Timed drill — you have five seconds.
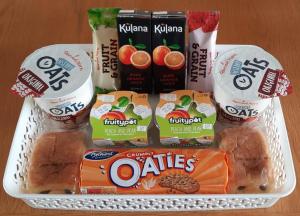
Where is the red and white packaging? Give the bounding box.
[212,46,292,121]
[187,11,220,92]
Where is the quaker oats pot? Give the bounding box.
[12,44,94,126]
[212,45,291,121]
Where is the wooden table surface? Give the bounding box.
[1,0,299,215]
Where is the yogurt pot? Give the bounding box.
[212,45,292,121]
[155,90,216,147]
[90,91,152,147]
[11,44,94,127]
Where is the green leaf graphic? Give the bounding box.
[200,113,207,119]
[129,38,133,45]
[180,95,192,106]
[88,8,120,30]
[111,105,119,110]
[95,86,111,94]
[163,38,167,46]
[134,44,146,50]
[168,44,180,50]
[189,138,199,145]
[175,104,184,109]
[118,96,129,107]
[124,104,142,120]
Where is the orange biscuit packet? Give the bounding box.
[80,148,228,194]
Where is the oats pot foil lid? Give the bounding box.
[11,44,92,98]
[212,46,292,121]
[11,44,94,120]
[213,46,292,101]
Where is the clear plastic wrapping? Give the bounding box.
[216,120,274,193]
[26,128,90,194]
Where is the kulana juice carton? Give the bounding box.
[152,11,186,93]
[90,91,152,146]
[155,90,216,147]
[117,10,152,93]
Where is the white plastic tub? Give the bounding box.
[3,45,296,211]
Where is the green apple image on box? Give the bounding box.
[90,91,151,147]
[155,90,216,147]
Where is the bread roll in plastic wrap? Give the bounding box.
[219,126,273,193]
[27,131,87,194]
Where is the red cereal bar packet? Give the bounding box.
[187,11,220,92]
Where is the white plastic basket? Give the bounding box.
[3,45,296,211]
